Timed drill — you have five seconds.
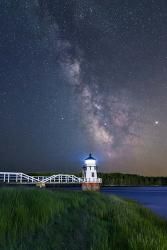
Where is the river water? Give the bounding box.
[101,186,167,219]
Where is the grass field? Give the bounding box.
[0,188,167,250]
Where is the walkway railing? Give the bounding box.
[0,172,102,185]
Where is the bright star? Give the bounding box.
[154,120,159,125]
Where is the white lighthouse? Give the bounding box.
[82,153,102,191]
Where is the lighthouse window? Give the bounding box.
[92,173,94,177]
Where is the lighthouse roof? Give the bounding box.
[85,153,96,161]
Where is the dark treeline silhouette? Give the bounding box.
[98,173,167,186]
[28,172,167,186]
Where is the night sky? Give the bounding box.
[1,0,167,175]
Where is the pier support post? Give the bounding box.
[36,182,46,188]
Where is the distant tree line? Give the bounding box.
[98,173,167,186]
[28,172,167,186]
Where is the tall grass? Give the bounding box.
[0,188,167,250]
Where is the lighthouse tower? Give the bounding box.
[82,153,102,191]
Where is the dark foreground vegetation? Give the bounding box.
[29,172,167,186]
[0,188,167,250]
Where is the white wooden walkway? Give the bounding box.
[0,172,102,185]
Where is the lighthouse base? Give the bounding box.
[82,182,100,192]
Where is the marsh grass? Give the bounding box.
[0,188,167,250]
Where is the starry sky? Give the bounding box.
[1,0,167,175]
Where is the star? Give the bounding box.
[154,120,159,125]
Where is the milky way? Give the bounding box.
[0,0,167,175]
